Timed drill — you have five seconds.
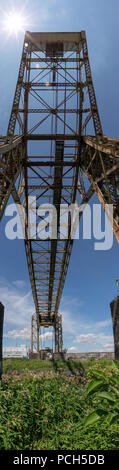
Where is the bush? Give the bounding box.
[0,358,119,450]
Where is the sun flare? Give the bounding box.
[3,11,26,35]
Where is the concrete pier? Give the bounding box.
[0,303,4,379]
[110,296,119,360]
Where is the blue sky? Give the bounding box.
[0,0,119,353]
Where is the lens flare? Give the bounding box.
[3,11,26,35]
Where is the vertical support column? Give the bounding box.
[59,314,63,352]
[37,323,39,353]
[54,320,58,353]
[24,87,29,239]
[81,33,103,136]
[0,302,4,380]
[54,314,63,353]
[110,296,119,360]
[31,315,34,353]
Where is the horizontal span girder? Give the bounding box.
[26,134,81,140]
[26,161,79,167]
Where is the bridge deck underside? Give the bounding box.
[25,138,79,324]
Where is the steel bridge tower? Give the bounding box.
[0,32,119,354]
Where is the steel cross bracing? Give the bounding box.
[0,31,119,352]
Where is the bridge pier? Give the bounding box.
[30,313,63,355]
[110,296,119,361]
[31,314,39,354]
[37,324,39,353]
[31,315,33,353]
[54,314,63,353]
[0,303,4,380]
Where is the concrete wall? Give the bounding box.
[53,352,114,361]
[29,351,114,361]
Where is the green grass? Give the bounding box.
[3,357,85,374]
[0,358,119,450]
[3,358,53,372]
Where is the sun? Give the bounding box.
[3,11,26,35]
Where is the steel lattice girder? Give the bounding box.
[0,31,119,350]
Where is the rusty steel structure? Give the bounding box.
[0,31,119,353]
[0,303,4,379]
[110,297,119,361]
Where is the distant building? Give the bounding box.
[3,345,27,358]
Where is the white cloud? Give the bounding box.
[67,346,78,352]
[39,331,53,342]
[3,345,26,352]
[75,334,97,344]
[73,333,114,351]
[4,327,30,340]
[103,343,114,350]
[0,277,34,328]
[60,294,114,352]
[4,327,53,343]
